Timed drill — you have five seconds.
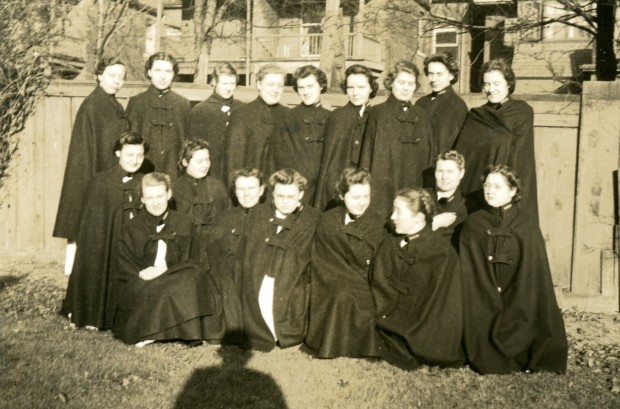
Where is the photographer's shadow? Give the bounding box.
[173,332,288,409]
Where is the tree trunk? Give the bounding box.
[596,0,617,81]
[320,0,344,90]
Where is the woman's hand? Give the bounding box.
[432,212,457,231]
[138,266,167,281]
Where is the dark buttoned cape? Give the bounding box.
[414,86,468,153]
[305,206,386,358]
[112,209,212,344]
[239,203,320,351]
[204,206,256,340]
[426,186,470,250]
[459,206,567,374]
[315,102,369,211]
[360,95,434,218]
[268,103,330,205]
[126,85,190,179]
[453,98,539,220]
[371,227,465,369]
[188,93,243,182]
[223,97,288,186]
[53,85,130,239]
[61,165,142,329]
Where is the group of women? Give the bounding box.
[56,51,567,375]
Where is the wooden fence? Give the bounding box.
[0,80,583,294]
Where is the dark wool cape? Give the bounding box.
[305,206,386,358]
[223,97,288,186]
[453,98,539,219]
[459,206,567,374]
[126,85,190,179]
[188,93,243,182]
[204,206,256,339]
[53,85,130,239]
[414,86,468,153]
[360,95,434,218]
[61,165,142,329]
[172,173,229,340]
[268,103,330,206]
[112,210,213,344]
[370,227,465,369]
[239,203,320,351]
[425,186,471,250]
[315,102,369,211]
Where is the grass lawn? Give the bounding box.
[1,251,619,409]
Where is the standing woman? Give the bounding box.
[53,57,130,271]
[414,52,468,153]
[269,65,330,205]
[360,61,434,218]
[454,58,538,219]
[370,188,464,370]
[305,168,385,358]
[126,52,190,179]
[460,165,567,374]
[315,64,378,211]
[188,63,243,182]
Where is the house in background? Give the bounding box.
[422,0,615,94]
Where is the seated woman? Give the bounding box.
[371,187,464,370]
[205,168,266,339]
[460,165,567,374]
[240,168,320,351]
[61,132,146,330]
[305,167,385,358]
[112,172,213,347]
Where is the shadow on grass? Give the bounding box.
[0,275,23,294]
[173,332,288,409]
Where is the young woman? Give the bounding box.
[53,57,130,272]
[454,58,538,219]
[414,52,468,153]
[113,173,212,347]
[305,168,385,358]
[126,52,190,179]
[269,65,330,205]
[188,63,243,182]
[315,64,378,211]
[371,188,464,370]
[360,61,434,218]
[61,132,146,330]
[459,165,567,374]
[239,168,320,351]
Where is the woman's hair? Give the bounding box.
[144,52,180,78]
[383,60,420,91]
[395,187,435,225]
[142,172,171,192]
[335,167,371,198]
[293,65,328,94]
[257,64,286,82]
[481,164,522,204]
[268,168,307,192]
[95,57,126,77]
[230,167,264,190]
[423,52,460,84]
[435,150,465,170]
[340,64,379,98]
[212,62,238,83]
[113,131,148,153]
[177,139,210,174]
[480,58,516,94]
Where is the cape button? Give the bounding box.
[486,229,492,235]
[488,255,494,261]
[265,238,270,242]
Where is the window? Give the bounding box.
[543,1,591,41]
[433,28,459,60]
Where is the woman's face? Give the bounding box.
[390,196,424,235]
[426,62,454,93]
[273,183,304,216]
[116,143,145,174]
[483,172,517,208]
[214,74,237,100]
[148,59,175,91]
[391,71,416,102]
[346,74,372,106]
[183,149,211,180]
[235,176,265,209]
[141,184,171,217]
[257,73,285,105]
[483,70,510,104]
[342,183,371,217]
[98,64,126,95]
[296,74,322,106]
